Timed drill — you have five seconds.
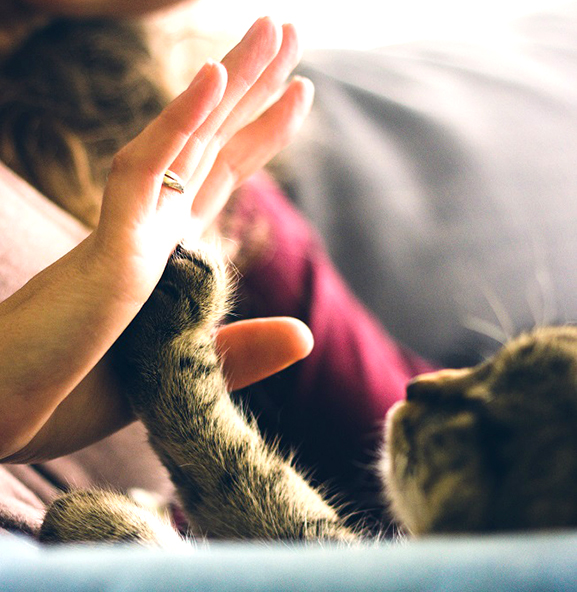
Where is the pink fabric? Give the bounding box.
[234,174,433,517]
[238,173,432,436]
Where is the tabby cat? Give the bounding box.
[39,243,577,545]
[384,325,577,534]
[4,5,576,544]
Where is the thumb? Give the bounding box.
[215,317,314,391]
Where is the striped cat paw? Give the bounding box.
[40,489,185,548]
[114,242,230,413]
[155,243,230,333]
[120,243,229,352]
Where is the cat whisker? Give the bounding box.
[460,316,508,347]
[455,264,515,347]
[525,235,557,329]
[477,281,515,342]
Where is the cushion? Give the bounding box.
[278,2,577,367]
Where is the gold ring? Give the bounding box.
[162,170,186,194]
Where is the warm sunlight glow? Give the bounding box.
[188,0,556,49]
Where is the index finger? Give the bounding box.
[99,60,227,228]
[168,17,283,182]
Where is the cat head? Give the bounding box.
[382,326,577,535]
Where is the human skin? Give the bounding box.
[0,18,315,463]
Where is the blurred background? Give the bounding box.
[185,0,555,49]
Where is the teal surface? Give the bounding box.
[1,532,576,591]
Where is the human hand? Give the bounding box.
[3,316,313,463]
[0,18,314,461]
[93,17,313,306]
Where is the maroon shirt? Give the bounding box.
[233,173,433,521]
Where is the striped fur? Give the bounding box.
[41,244,356,545]
[41,247,577,545]
[383,327,577,534]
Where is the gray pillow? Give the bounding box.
[277,3,577,367]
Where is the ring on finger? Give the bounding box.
[162,169,186,194]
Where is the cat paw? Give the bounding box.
[39,490,185,548]
[156,242,230,332]
[118,243,230,358]
[113,243,230,412]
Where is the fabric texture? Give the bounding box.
[278,2,577,368]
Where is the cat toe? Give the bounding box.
[161,243,230,329]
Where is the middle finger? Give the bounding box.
[168,17,282,184]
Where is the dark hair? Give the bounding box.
[0,18,168,226]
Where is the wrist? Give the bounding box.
[88,226,169,308]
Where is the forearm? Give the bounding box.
[154,392,354,541]
[0,233,142,458]
[1,354,134,463]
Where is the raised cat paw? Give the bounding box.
[113,242,230,412]
[119,242,228,350]
[155,243,230,333]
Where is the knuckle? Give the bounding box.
[220,155,242,188]
[110,146,134,175]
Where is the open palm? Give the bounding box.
[95,18,313,303]
[0,19,315,461]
